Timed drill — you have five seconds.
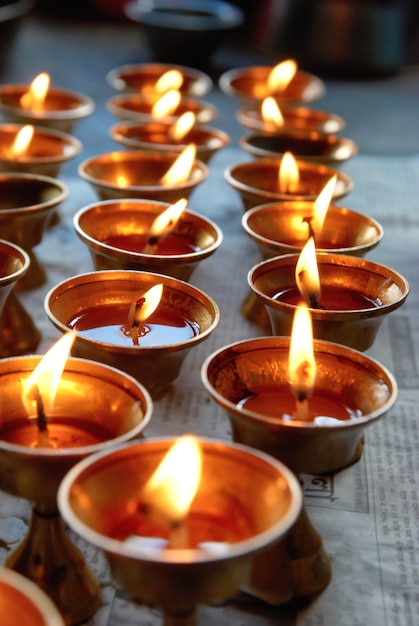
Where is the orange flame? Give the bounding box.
[169,111,196,141]
[148,198,187,240]
[20,73,50,110]
[21,331,76,417]
[141,435,202,523]
[160,144,196,186]
[310,175,337,238]
[154,69,184,94]
[288,303,316,401]
[8,125,34,156]
[279,151,300,194]
[129,283,163,326]
[295,237,321,308]
[116,173,130,188]
[261,97,284,127]
[152,89,182,119]
[267,59,297,93]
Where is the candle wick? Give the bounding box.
[297,270,323,309]
[142,235,159,255]
[308,293,320,309]
[27,384,53,448]
[129,297,148,345]
[295,395,310,421]
[32,384,48,432]
[169,519,190,550]
[302,216,315,240]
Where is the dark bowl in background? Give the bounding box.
[124,0,244,68]
[0,0,33,68]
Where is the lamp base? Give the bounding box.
[15,249,47,291]
[164,609,197,626]
[0,290,41,357]
[241,289,270,328]
[5,506,101,625]
[243,505,331,604]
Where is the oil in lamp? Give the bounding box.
[44,269,220,399]
[0,239,41,357]
[78,143,208,204]
[106,62,213,98]
[237,96,346,135]
[0,72,95,133]
[248,238,409,351]
[225,151,353,211]
[219,59,325,104]
[0,172,68,289]
[0,123,82,177]
[0,332,152,624]
[73,197,223,282]
[58,435,302,625]
[240,176,383,326]
[201,305,398,603]
[109,112,230,164]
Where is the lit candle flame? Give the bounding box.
[295,237,321,308]
[279,151,300,194]
[20,72,50,110]
[129,283,163,326]
[127,283,163,345]
[21,331,76,418]
[143,198,187,253]
[288,303,316,420]
[261,97,284,127]
[8,125,34,157]
[267,59,297,93]
[152,89,182,119]
[308,175,337,239]
[154,69,184,94]
[169,111,196,141]
[116,173,130,188]
[160,143,196,186]
[141,435,202,525]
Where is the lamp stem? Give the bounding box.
[5,505,101,625]
[164,608,197,626]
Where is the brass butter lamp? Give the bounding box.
[201,335,398,603]
[0,353,152,625]
[58,437,303,626]
[0,172,68,290]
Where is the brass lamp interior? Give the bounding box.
[219,66,325,104]
[0,84,95,133]
[44,269,219,399]
[73,198,223,282]
[109,120,230,164]
[0,567,65,626]
[248,252,409,351]
[106,62,213,97]
[224,157,353,211]
[240,131,358,168]
[0,123,82,177]
[107,93,217,125]
[78,150,208,203]
[236,104,346,135]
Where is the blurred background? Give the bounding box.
[30,0,419,75]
